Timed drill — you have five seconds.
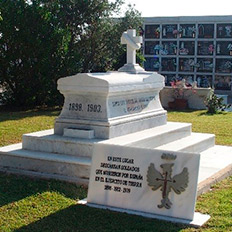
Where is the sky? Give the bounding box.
[121,0,232,17]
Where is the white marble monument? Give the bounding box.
[0,29,232,227]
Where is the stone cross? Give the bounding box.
[118,29,144,73]
[121,29,142,65]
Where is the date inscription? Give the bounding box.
[69,103,83,112]
[87,104,102,113]
[69,103,102,113]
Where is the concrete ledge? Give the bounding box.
[197,163,232,196]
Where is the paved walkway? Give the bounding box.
[197,145,232,195]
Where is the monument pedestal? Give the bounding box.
[1,120,229,187]
[55,71,166,139]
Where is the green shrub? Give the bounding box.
[206,93,231,114]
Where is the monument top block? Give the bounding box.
[57,71,164,95]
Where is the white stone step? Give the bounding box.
[1,136,231,194]
[0,143,91,184]
[155,133,215,153]
[102,122,192,148]
[198,145,232,182]
[197,145,232,195]
[22,122,191,157]
[22,129,102,158]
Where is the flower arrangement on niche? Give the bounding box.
[171,79,196,99]
[168,79,197,110]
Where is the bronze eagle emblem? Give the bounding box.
[147,163,189,209]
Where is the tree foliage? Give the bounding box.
[0,0,142,107]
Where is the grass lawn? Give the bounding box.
[168,110,232,146]
[0,108,60,147]
[0,108,232,231]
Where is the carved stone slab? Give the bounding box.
[87,144,200,221]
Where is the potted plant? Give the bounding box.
[168,79,196,110]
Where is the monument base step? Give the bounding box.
[0,123,232,194]
[197,145,232,195]
[0,167,89,185]
[22,129,102,158]
[0,143,91,184]
[21,123,212,158]
[155,132,215,153]
[1,143,232,197]
[22,122,192,157]
[102,121,192,148]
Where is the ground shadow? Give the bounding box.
[0,172,86,207]
[0,173,193,232]
[15,204,189,232]
[166,108,204,114]
[198,111,228,116]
